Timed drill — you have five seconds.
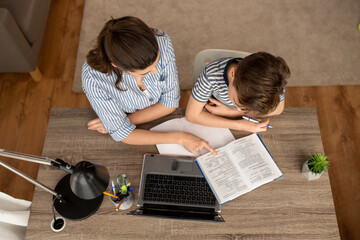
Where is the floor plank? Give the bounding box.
[316,86,360,240]
[285,86,317,107]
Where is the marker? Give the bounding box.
[121,174,128,194]
[242,116,272,128]
[120,185,127,194]
[111,181,116,195]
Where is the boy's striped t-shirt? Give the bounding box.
[191,57,286,109]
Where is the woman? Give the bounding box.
[82,16,216,155]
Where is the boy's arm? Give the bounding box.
[185,95,269,133]
[205,97,285,118]
[204,97,245,118]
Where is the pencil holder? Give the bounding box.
[109,192,121,205]
[109,174,134,210]
[109,192,134,210]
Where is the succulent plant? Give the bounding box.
[306,153,330,175]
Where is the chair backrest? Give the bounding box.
[0,192,31,240]
[193,49,252,83]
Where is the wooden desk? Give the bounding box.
[25,108,339,240]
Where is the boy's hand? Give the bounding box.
[87,118,108,134]
[238,118,270,133]
[205,97,244,117]
[178,132,218,156]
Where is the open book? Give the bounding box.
[195,133,283,205]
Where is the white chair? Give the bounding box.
[0,192,31,240]
[193,49,252,83]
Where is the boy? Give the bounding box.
[185,52,290,133]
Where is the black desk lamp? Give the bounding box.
[0,149,109,222]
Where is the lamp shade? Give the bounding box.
[0,149,111,220]
[70,161,109,200]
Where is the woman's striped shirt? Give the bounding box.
[82,32,180,141]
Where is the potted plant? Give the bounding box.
[302,153,330,181]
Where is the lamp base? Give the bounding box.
[51,216,66,232]
[53,174,103,220]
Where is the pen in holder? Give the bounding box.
[108,174,134,211]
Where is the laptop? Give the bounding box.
[128,154,224,222]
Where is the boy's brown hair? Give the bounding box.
[233,52,290,115]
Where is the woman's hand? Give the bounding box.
[178,132,218,156]
[87,118,108,134]
[205,97,244,117]
[237,118,270,133]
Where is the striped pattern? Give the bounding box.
[82,32,180,141]
[191,57,286,109]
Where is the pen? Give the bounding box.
[103,191,120,199]
[115,194,126,211]
[242,116,273,128]
[116,201,122,211]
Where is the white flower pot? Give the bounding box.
[302,160,324,181]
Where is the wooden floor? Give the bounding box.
[0,1,359,239]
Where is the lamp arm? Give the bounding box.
[0,149,72,202]
[0,149,53,165]
[0,149,74,174]
[0,158,59,197]
[51,158,74,174]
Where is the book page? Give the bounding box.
[228,134,282,189]
[196,148,249,204]
[150,117,235,156]
[196,134,282,204]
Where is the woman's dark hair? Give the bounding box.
[86,16,160,90]
[233,52,291,115]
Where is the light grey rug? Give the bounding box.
[73,0,360,92]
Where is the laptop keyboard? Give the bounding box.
[143,174,217,206]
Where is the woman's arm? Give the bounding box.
[127,103,175,125]
[87,103,175,132]
[122,129,217,155]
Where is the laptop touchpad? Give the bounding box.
[171,160,193,172]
